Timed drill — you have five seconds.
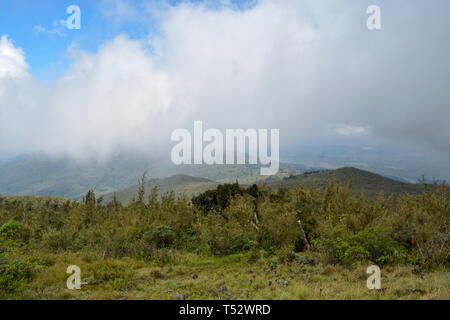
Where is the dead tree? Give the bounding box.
[251,199,260,231]
[295,218,310,252]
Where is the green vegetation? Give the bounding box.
[268,167,425,196]
[102,174,219,204]
[103,167,429,205]
[0,179,448,300]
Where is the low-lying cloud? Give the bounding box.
[0,0,449,161]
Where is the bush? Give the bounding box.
[0,220,29,242]
[314,224,405,265]
[258,204,299,250]
[0,260,34,292]
[198,215,255,255]
[192,183,260,214]
[144,225,177,249]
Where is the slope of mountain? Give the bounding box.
[284,143,450,183]
[267,167,425,196]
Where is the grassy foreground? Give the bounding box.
[4,249,450,300]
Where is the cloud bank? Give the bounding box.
[0,0,449,161]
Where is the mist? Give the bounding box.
[0,0,449,162]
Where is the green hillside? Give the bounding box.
[267,167,424,196]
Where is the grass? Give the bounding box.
[10,249,450,300]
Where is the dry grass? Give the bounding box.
[14,250,450,300]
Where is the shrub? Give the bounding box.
[192,183,260,214]
[144,225,177,249]
[0,260,34,292]
[314,224,405,265]
[198,213,255,256]
[258,204,299,250]
[0,220,29,242]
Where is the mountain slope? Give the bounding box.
[267,167,424,195]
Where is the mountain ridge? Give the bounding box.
[102,167,427,204]
[267,167,425,196]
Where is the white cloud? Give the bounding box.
[0,0,449,160]
[0,35,29,79]
[33,20,67,37]
[335,125,369,136]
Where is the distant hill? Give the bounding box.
[105,167,427,204]
[0,153,434,201]
[0,153,162,200]
[0,153,302,200]
[102,174,219,204]
[267,167,425,196]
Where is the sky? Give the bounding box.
[0,0,449,168]
[0,0,253,80]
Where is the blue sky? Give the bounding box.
[2,1,89,79]
[0,0,149,80]
[0,0,252,80]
